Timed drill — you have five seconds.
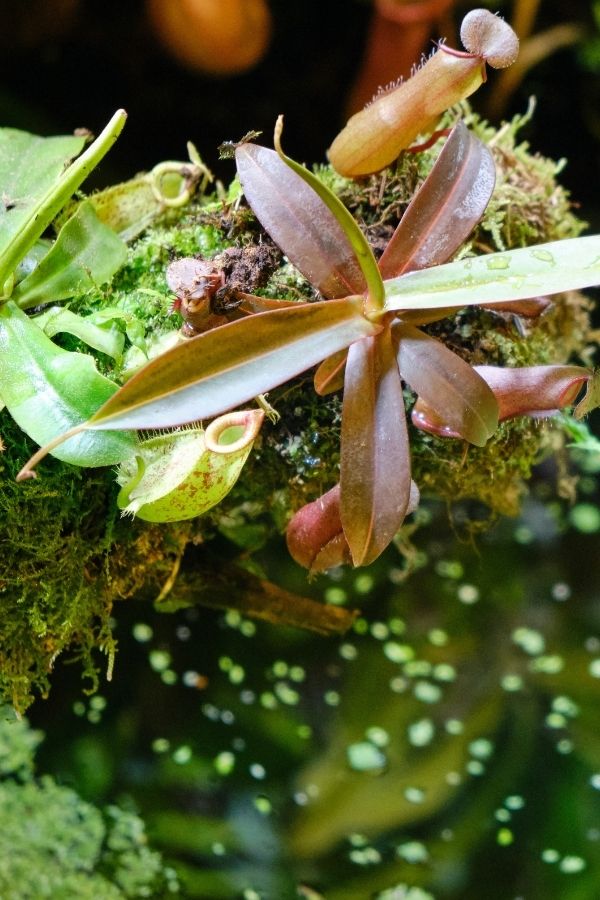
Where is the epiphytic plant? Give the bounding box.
[328,8,520,176]
[0,111,211,468]
[0,111,267,530]
[19,115,600,572]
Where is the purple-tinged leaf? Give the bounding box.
[395,322,498,446]
[17,296,380,479]
[235,144,366,299]
[81,297,379,430]
[287,478,420,573]
[378,121,496,279]
[314,349,348,396]
[480,296,551,317]
[286,484,352,573]
[412,364,589,436]
[340,329,412,567]
[237,294,299,314]
[273,117,384,313]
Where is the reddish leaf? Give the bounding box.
[480,296,551,318]
[412,364,589,436]
[286,484,352,573]
[477,364,588,417]
[395,322,498,446]
[378,121,496,279]
[235,144,366,298]
[314,349,348,396]
[340,329,412,567]
[287,478,420,573]
[86,297,379,431]
[237,294,299,314]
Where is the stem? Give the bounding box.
[255,393,280,422]
[16,422,87,481]
[0,109,127,287]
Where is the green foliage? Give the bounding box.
[12,200,127,309]
[383,236,600,312]
[0,301,137,466]
[0,104,594,709]
[0,114,138,468]
[0,708,178,898]
[0,110,125,290]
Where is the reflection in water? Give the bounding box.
[31,456,600,899]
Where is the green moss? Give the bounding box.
[0,415,190,711]
[0,104,592,709]
[0,709,178,898]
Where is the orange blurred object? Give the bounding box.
[147,0,272,76]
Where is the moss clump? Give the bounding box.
[0,416,190,711]
[0,708,179,898]
[0,105,593,709]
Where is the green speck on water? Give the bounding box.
[497,827,514,846]
[347,741,387,771]
[569,503,600,533]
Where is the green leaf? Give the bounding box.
[0,110,126,291]
[0,130,86,263]
[32,306,125,360]
[273,117,385,313]
[383,236,600,311]
[84,297,379,431]
[87,306,149,354]
[12,201,127,309]
[395,322,499,446]
[560,412,600,451]
[340,329,411,567]
[0,301,136,466]
[378,121,496,278]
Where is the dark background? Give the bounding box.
[1,0,599,227]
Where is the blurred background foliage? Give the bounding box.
[21,467,600,898]
[1,0,600,897]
